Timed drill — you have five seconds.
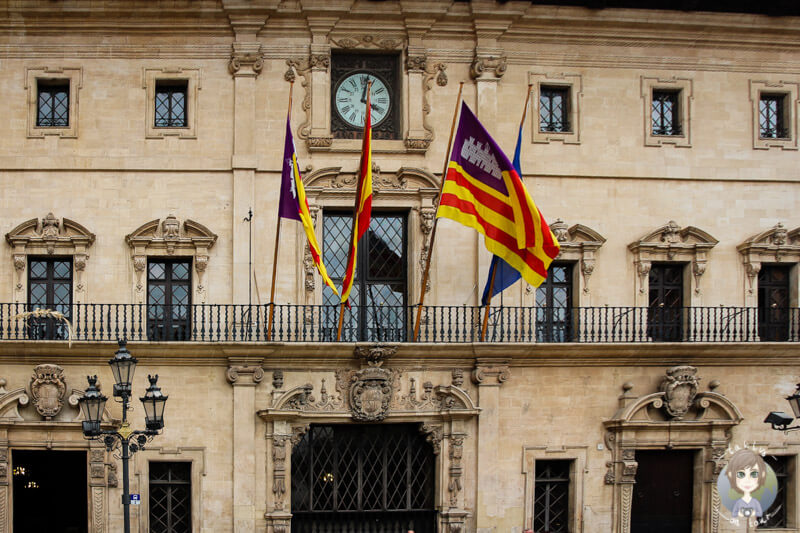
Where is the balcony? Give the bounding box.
[1,303,798,343]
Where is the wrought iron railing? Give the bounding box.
[0,303,798,343]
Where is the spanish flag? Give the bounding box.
[438,102,560,288]
[339,85,373,305]
[278,115,338,295]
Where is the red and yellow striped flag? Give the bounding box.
[340,85,373,305]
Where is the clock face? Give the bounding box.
[334,72,392,129]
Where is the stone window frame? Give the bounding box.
[24,67,82,138]
[628,221,718,308]
[749,80,799,151]
[522,446,587,533]
[124,215,217,304]
[737,222,800,307]
[640,76,693,148]
[529,72,582,145]
[5,212,95,305]
[286,35,447,155]
[299,166,439,308]
[142,67,201,139]
[544,219,606,306]
[133,447,206,533]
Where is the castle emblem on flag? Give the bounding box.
[460,136,502,180]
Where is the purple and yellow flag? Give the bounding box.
[438,102,560,288]
[279,116,338,295]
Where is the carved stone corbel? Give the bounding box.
[472,361,510,386]
[448,434,465,506]
[418,206,436,293]
[226,361,264,386]
[272,435,290,510]
[470,52,507,80]
[418,422,443,455]
[636,260,651,294]
[13,253,25,295]
[229,43,263,77]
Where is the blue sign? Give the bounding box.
[130,494,141,505]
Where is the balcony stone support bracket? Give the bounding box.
[604,367,742,533]
[737,222,800,305]
[629,221,718,306]
[5,213,95,304]
[125,215,217,304]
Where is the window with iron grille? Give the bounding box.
[651,90,682,136]
[536,263,573,342]
[149,462,191,533]
[759,455,790,529]
[759,93,789,139]
[291,424,436,533]
[540,86,570,133]
[534,459,571,533]
[36,80,70,127]
[147,259,191,341]
[322,212,407,342]
[27,257,72,340]
[155,80,188,128]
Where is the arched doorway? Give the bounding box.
[290,424,437,533]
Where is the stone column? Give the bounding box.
[470,35,507,305]
[228,14,266,306]
[0,440,8,533]
[226,359,264,532]
[472,359,510,533]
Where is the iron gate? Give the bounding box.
[291,424,436,533]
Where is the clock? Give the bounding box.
[334,72,392,129]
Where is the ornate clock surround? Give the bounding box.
[330,52,401,140]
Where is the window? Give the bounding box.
[648,263,684,342]
[530,74,582,144]
[143,69,200,138]
[36,80,69,127]
[540,86,570,133]
[323,212,407,341]
[147,259,191,341]
[759,93,789,139]
[758,265,791,342]
[536,263,573,342]
[149,462,191,533]
[534,460,571,533]
[155,80,188,128]
[759,455,790,529]
[27,257,72,340]
[651,90,681,136]
[641,77,692,147]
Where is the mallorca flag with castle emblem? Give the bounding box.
[437,102,560,288]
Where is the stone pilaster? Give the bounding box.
[227,358,264,532]
[472,359,510,533]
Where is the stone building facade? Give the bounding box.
[0,1,799,532]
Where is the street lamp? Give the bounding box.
[765,383,800,431]
[78,340,168,533]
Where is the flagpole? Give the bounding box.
[412,81,464,342]
[337,80,372,342]
[267,81,294,341]
[480,84,533,341]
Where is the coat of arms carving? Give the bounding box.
[660,365,699,419]
[349,357,395,422]
[30,364,67,419]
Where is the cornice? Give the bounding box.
[0,341,798,368]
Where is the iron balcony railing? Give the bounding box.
[0,303,798,344]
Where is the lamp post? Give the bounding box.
[765,383,800,431]
[78,340,168,533]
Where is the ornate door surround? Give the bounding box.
[603,366,743,533]
[257,345,479,533]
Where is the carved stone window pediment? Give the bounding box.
[5,212,96,302]
[628,221,718,302]
[125,215,217,303]
[548,218,605,297]
[737,222,800,296]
